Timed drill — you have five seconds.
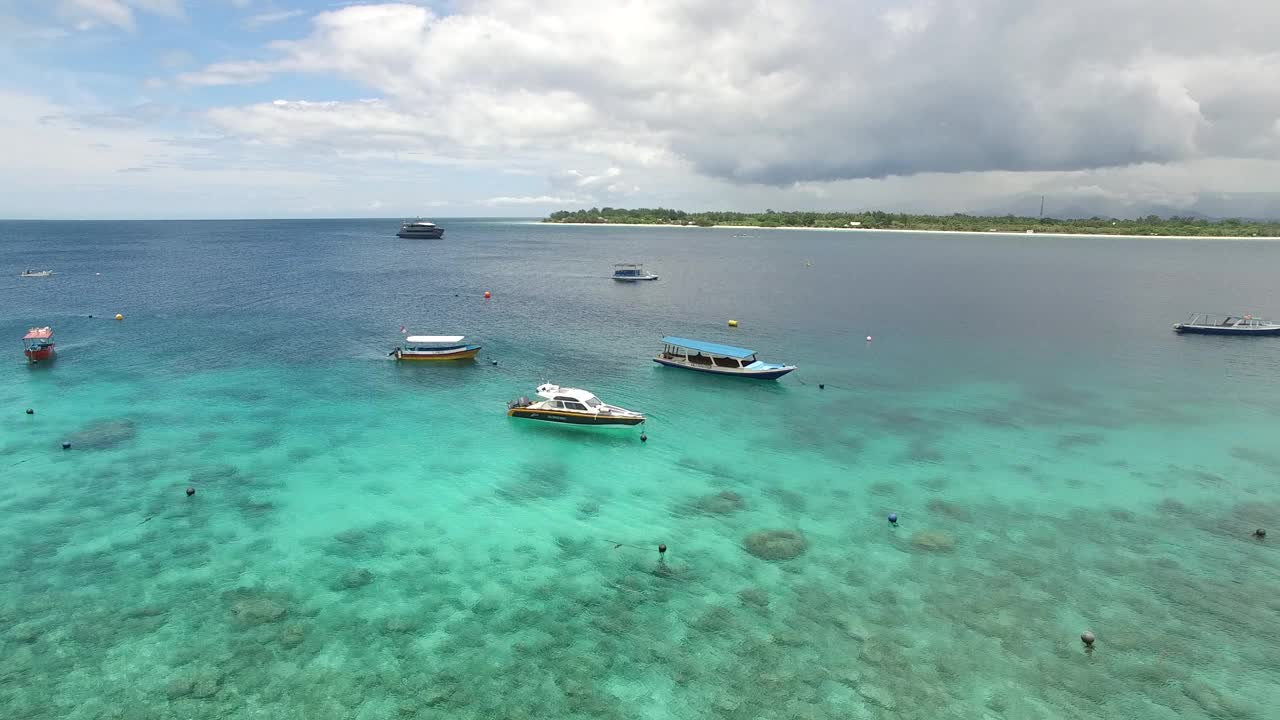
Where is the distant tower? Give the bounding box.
[1040,195,1045,219]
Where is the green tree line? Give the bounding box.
[544,208,1280,237]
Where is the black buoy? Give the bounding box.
[819,384,825,390]
[88,314,94,318]
[1254,528,1267,539]
[640,431,648,443]
[491,359,498,366]
[186,487,196,497]
[658,543,667,559]
[61,441,71,450]
[25,408,34,415]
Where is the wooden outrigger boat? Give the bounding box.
[1173,313,1280,336]
[392,335,481,361]
[653,336,795,379]
[23,327,55,364]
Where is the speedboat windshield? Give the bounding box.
[583,395,602,407]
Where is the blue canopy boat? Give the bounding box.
[1173,313,1280,336]
[654,336,796,379]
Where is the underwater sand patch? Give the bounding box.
[926,498,972,522]
[67,419,137,449]
[1055,432,1104,450]
[743,530,807,560]
[910,530,956,552]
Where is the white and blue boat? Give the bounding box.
[612,263,659,281]
[1173,313,1280,336]
[397,219,444,239]
[654,336,796,379]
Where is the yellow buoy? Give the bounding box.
[728,319,738,327]
[115,313,124,321]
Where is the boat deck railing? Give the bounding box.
[1184,313,1274,328]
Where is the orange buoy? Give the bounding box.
[484,291,491,299]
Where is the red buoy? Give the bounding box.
[483,291,491,299]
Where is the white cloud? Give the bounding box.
[128,0,183,18]
[59,0,135,31]
[182,0,1280,194]
[245,9,305,30]
[484,195,589,206]
[56,0,184,32]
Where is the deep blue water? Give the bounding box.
[1,219,1279,719]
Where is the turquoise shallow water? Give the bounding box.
[2,219,1279,719]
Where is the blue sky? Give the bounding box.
[3,1,1280,219]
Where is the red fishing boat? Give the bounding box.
[23,327,55,364]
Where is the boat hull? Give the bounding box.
[1173,324,1280,336]
[397,229,444,239]
[653,357,795,379]
[395,345,481,361]
[612,275,659,281]
[25,346,55,363]
[507,407,645,426]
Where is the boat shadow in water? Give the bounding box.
[507,419,646,446]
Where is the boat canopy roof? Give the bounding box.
[534,384,600,403]
[405,335,464,344]
[661,336,755,359]
[614,262,643,268]
[24,327,53,340]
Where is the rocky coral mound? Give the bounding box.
[743,530,807,560]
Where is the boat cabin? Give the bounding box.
[659,338,758,368]
[535,385,605,412]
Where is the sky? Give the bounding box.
[3,0,1280,219]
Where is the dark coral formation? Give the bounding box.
[743,530,807,560]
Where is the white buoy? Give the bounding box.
[866,335,872,342]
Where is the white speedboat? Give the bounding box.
[20,269,53,278]
[507,384,646,426]
[397,219,444,239]
[1173,312,1280,336]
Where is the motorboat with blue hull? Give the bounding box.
[654,336,796,379]
[397,219,444,238]
[1173,313,1280,336]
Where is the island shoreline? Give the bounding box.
[526,221,1280,240]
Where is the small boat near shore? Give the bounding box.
[1173,313,1280,336]
[20,269,53,278]
[392,335,481,361]
[612,263,658,281]
[507,384,646,426]
[23,327,55,364]
[654,336,796,379]
[397,219,444,239]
